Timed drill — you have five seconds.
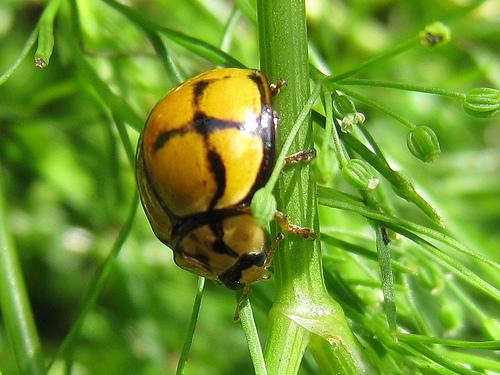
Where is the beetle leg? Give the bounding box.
[233,286,251,321]
[269,79,287,96]
[264,233,285,269]
[284,148,317,166]
[232,233,284,321]
[274,210,317,240]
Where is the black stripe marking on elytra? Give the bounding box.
[154,114,244,153]
[209,221,238,257]
[193,79,211,106]
[153,126,190,152]
[219,252,267,290]
[206,148,226,211]
[173,209,243,244]
[248,71,266,101]
[193,112,243,135]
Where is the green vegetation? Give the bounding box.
[0,0,498,374]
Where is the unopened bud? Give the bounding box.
[312,144,339,184]
[407,126,441,163]
[340,112,365,133]
[250,188,276,232]
[420,22,450,47]
[463,88,499,118]
[333,94,356,117]
[342,159,379,190]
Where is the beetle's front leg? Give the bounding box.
[283,149,317,166]
[274,211,317,240]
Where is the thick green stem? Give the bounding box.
[257,1,371,374]
[257,1,319,373]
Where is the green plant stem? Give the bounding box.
[323,88,348,167]
[332,85,416,130]
[339,79,466,99]
[176,277,205,375]
[220,6,241,52]
[0,27,39,86]
[263,84,321,192]
[309,335,361,375]
[0,168,46,375]
[239,298,268,375]
[62,0,143,132]
[100,0,244,68]
[257,1,370,374]
[324,37,419,83]
[398,334,500,349]
[320,233,414,274]
[317,187,500,302]
[447,278,500,339]
[257,1,316,370]
[34,0,62,68]
[446,351,500,373]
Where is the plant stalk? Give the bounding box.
[257,1,372,374]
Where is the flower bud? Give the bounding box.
[333,94,356,117]
[312,144,339,184]
[342,159,379,190]
[440,299,463,332]
[463,88,499,118]
[420,22,450,47]
[407,126,441,163]
[250,188,276,232]
[340,112,365,133]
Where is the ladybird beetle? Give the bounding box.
[136,67,311,292]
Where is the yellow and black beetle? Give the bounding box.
[136,67,313,292]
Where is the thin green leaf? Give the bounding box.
[263,82,322,192]
[324,37,419,83]
[446,351,500,373]
[100,0,244,68]
[239,298,268,375]
[321,233,414,274]
[332,85,416,130]
[220,6,242,52]
[34,0,62,68]
[61,11,144,131]
[0,169,45,375]
[338,79,465,100]
[405,342,482,375]
[318,186,500,273]
[312,111,442,225]
[399,334,500,350]
[375,226,397,332]
[322,87,348,166]
[0,27,38,85]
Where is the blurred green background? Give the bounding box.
[0,0,499,374]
